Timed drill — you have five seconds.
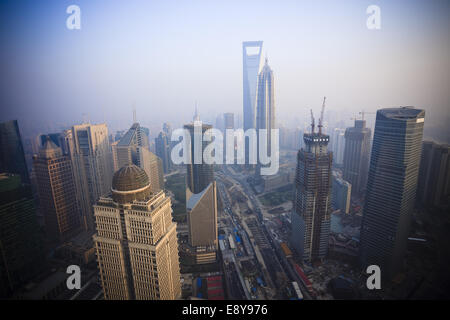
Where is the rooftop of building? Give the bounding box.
[112,164,150,192]
[378,107,424,120]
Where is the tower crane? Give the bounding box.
[318,96,326,134]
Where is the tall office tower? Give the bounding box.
[33,138,81,242]
[331,128,345,165]
[0,120,30,184]
[359,107,425,278]
[184,123,214,194]
[112,123,163,193]
[291,120,332,262]
[0,173,44,298]
[70,123,113,231]
[343,120,371,197]
[331,171,352,214]
[417,141,450,207]
[255,58,276,177]
[93,165,181,300]
[224,113,234,130]
[184,122,218,263]
[243,41,264,164]
[155,132,171,174]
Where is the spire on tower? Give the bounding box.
[194,101,200,121]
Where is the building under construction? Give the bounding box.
[291,98,333,262]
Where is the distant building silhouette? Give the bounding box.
[359,107,425,278]
[0,120,30,184]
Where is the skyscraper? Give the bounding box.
[93,165,181,300]
[33,137,81,243]
[256,58,276,176]
[0,120,30,184]
[70,123,113,231]
[0,173,44,298]
[359,107,425,278]
[184,123,215,194]
[184,122,218,263]
[417,141,450,207]
[243,41,263,131]
[155,131,171,174]
[112,123,163,193]
[331,128,345,165]
[291,118,332,262]
[343,119,371,197]
[243,41,264,165]
[331,171,352,214]
[224,113,234,130]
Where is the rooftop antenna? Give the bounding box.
[318,96,326,135]
[132,102,137,123]
[194,101,200,121]
[310,109,315,134]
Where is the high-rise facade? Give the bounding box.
[343,119,371,197]
[359,107,425,278]
[224,113,234,130]
[417,141,450,207]
[70,123,113,231]
[155,132,171,174]
[243,41,264,166]
[184,123,215,194]
[0,174,44,298]
[291,129,332,262]
[33,137,81,242]
[331,128,345,165]
[331,171,352,214]
[112,123,163,193]
[243,41,264,132]
[255,58,276,177]
[93,165,181,300]
[0,120,30,184]
[184,122,218,262]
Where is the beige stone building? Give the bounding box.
[93,165,181,300]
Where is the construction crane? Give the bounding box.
[310,109,315,133]
[318,96,326,134]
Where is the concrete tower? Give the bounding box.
[93,165,181,300]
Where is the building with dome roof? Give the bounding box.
[93,164,181,300]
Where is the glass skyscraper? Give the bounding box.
[359,107,425,278]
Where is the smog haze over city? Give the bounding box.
[1,0,449,143]
[1,0,450,310]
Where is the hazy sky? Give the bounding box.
[1,0,449,142]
